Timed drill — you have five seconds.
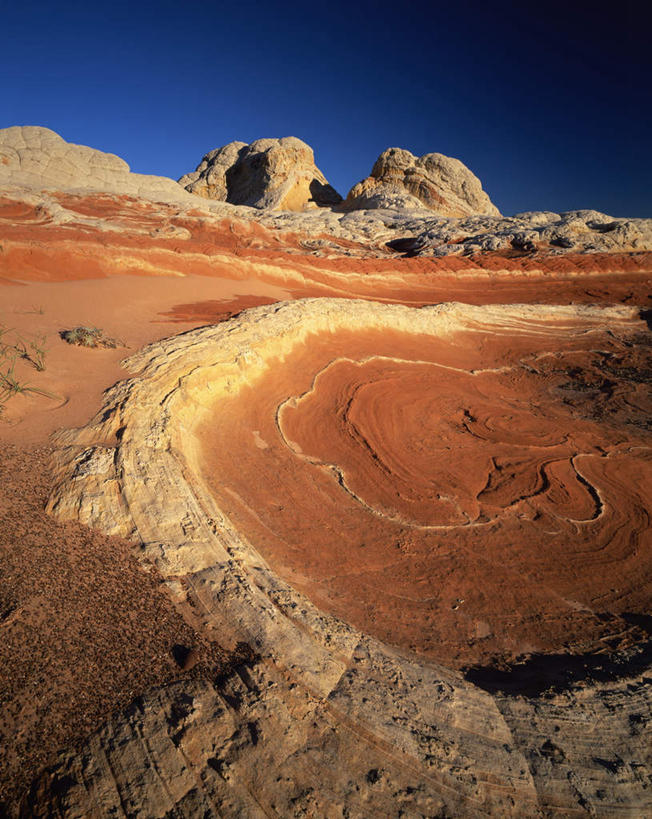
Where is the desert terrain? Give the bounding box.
[0,126,650,816]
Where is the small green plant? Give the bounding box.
[15,334,48,371]
[0,341,55,417]
[0,327,48,371]
[0,324,57,417]
[60,326,120,348]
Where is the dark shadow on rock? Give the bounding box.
[464,613,652,697]
[385,237,424,257]
[309,178,342,207]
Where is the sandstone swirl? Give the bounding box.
[41,299,652,817]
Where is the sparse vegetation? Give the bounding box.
[0,326,54,416]
[60,326,120,348]
[14,334,48,371]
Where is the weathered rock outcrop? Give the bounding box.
[179,136,342,211]
[0,126,193,203]
[345,147,501,216]
[40,299,652,816]
[380,208,652,257]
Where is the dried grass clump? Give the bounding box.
[60,326,120,348]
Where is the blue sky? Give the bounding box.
[2,0,650,216]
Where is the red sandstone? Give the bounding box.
[198,325,652,668]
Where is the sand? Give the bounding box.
[0,272,288,810]
[0,444,232,810]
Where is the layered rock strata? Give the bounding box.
[179,136,342,210]
[1,191,650,309]
[41,299,652,816]
[345,147,501,216]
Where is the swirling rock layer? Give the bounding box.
[2,129,651,815]
[202,328,651,669]
[1,191,650,312]
[41,300,652,817]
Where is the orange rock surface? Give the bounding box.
[2,183,651,816]
[198,322,652,668]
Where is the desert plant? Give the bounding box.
[15,334,48,371]
[60,326,120,348]
[0,354,56,416]
[0,326,54,417]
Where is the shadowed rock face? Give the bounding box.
[179,136,343,211]
[345,146,501,216]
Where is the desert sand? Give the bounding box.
[0,127,650,816]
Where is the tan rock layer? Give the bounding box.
[0,126,193,202]
[1,193,650,311]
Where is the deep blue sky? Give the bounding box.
[2,0,650,216]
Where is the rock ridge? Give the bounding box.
[40,298,652,817]
[0,125,195,204]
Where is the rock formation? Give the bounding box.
[41,299,652,816]
[178,136,342,211]
[345,147,501,216]
[1,126,651,817]
[0,126,193,203]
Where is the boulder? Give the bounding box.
[345,147,500,216]
[179,136,342,211]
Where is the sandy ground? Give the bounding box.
[0,274,289,444]
[0,444,233,811]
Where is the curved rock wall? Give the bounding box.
[41,300,652,817]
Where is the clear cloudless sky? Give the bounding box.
[1,0,651,216]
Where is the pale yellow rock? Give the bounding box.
[0,125,195,203]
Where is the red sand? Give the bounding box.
[0,445,230,810]
[1,194,650,309]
